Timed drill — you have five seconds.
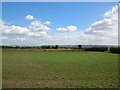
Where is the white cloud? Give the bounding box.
[30,20,41,26]
[64,35,72,39]
[28,20,51,31]
[28,31,47,37]
[16,37,26,41]
[44,21,51,25]
[0,19,5,25]
[2,25,30,35]
[1,24,47,38]
[84,5,118,45]
[25,14,34,20]
[56,25,77,32]
[84,18,113,35]
[56,28,67,32]
[104,5,118,18]
[0,36,9,45]
[0,36,8,40]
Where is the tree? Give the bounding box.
[41,46,45,49]
[55,45,58,49]
[78,45,81,50]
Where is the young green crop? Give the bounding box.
[2,49,118,88]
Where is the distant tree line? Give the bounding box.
[1,46,39,49]
[109,47,120,54]
[1,45,59,49]
[41,45,58,49]
[1,45,120,54]
[84,46,120,54]
[84,47,108,52]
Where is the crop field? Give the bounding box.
[2,49,118,88]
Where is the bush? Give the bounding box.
[85,47,108,52]
[109,47,120,54]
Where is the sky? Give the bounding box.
[1,2,119,46]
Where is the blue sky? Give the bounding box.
[3,2,117,30]
[1,2,118,45]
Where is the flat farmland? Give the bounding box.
[2,49,118,88]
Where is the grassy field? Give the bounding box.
[2,49,118,88]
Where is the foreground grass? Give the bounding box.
[2,49,118,88]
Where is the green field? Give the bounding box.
[2,49,118,88]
